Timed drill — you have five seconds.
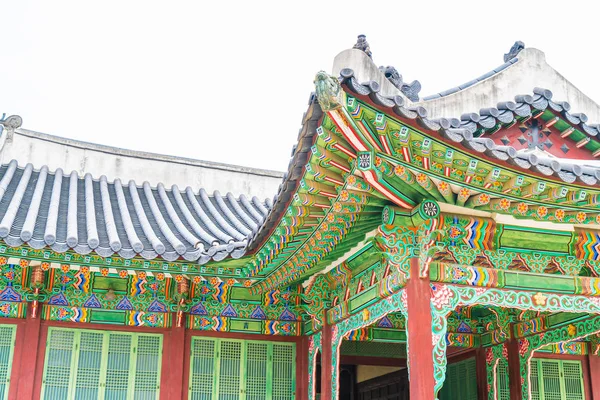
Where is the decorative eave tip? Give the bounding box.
[0,114,22,131]
[504,40,525,62]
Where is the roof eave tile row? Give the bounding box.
[339,68,600,186]
[0,160,271,263]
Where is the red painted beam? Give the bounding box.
[406,258,435,399]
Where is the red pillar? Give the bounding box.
[13,305,42,400]
[320,318,333,400]
[161,312,186,400]
[475,347,489,400]
[296,335,309,400]
[406,257,435,400]
[588,354,600,399]
[506,330,523,400]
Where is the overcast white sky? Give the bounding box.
[1,0,599,172]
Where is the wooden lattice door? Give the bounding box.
[41,327,163,400]
[188,337,296,400]
[439,357,478,400]
[530,358,585,400]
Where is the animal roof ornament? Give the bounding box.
[504,40,525,62]
[352,34,372,58]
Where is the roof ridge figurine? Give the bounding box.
[352,34,372,58]
[504,40,525,62]
[378,65,422,102]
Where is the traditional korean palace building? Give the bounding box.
[0,37,600,400]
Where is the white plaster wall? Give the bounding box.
[0,129,284,199]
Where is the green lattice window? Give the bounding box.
[41,327,162,400]
[439,357,477,400]
[496,359,510,400]
[189,337,296,400]
[0,324,16,400]
[530,358,585,400]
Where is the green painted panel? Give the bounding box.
[504,272,575,293]
[480,333,492,347]
[546,313,585,327]
[93,276,128,292]
[499,226,573,254]
[89,310,127,325]
[349,286,377,312]
[372,329,406,342]
[340,341,406,358]
[230,287,261,303]
[229,319,263,333]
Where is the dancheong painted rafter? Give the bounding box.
[2,37,600,399]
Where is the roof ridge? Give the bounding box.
[13,128,285,178]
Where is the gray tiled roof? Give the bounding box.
[339,68,600,185]
[0,160,271,262]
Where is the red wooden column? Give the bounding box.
[506,328,523,400]
[475,347,489,400]
[161,312,186,400]
[406,257,435,400]
[588,353,600,399]
[13,305,42,400]
[320,317,333,400]
[296,335,309,400]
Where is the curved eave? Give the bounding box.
[339,69,600,188]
